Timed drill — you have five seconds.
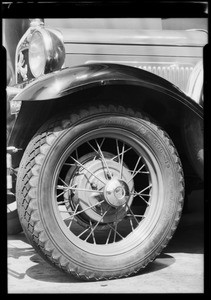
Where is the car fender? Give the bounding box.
[13,63,203,119]
[10,63,203,181]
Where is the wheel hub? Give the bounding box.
[104,179,130,207]
[64,152,134,224]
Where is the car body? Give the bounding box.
[5,17,206,280]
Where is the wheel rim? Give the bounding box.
[52,127,163,255]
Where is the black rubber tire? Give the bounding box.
[16,105,184,280]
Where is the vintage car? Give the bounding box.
[5,18,206,280]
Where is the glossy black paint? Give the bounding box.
[13,63,203,119]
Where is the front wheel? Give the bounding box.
[16,105,184,280]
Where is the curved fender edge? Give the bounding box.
[12,63,203,119]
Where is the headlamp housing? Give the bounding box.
[16,23,65,83]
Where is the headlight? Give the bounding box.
[29,28,65,78]
[29,31,46,77]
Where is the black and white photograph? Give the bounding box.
[3,0,209,294]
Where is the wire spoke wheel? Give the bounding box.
[55,134,153,248]
[16,105,184,280]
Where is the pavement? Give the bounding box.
[7,190,205,294]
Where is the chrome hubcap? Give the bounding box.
[104,178,130,207]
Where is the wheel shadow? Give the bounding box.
[26,254,80,283]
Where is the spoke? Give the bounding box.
[120,143,125,178]
[87,138,105,155]
[63,162,75,167]
[75,149,79,160]
[84,210,108,242]
[57,184,77,190]
[107,222,124,240]
[106,228,112,244]
[116,139,121,163]
[87,141,99,156]
[127,213,145,231]
[127,163,145,184]
[99,138,105,149]
[67,203,79,229]
[56,184,77,198]
[139,195,150,205]
[125,203,139,225]
[129,218,134,231]
[70,199,105,218]
[57,185,104,193]
[58,176,69,187]
[57,189,69,199]
[58,199,69,205]
[132,184,152,197]
[88,139,112,179]
[112,143,132,162]
[70,156,107,185]
[132,156,142,177]
[126,213,145,218]
[132,193,150,205]
[73,187,104,193]
[95,140,113,178]
[77,227,90,238]
[89,220,96,244]
[132,185,152,205]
